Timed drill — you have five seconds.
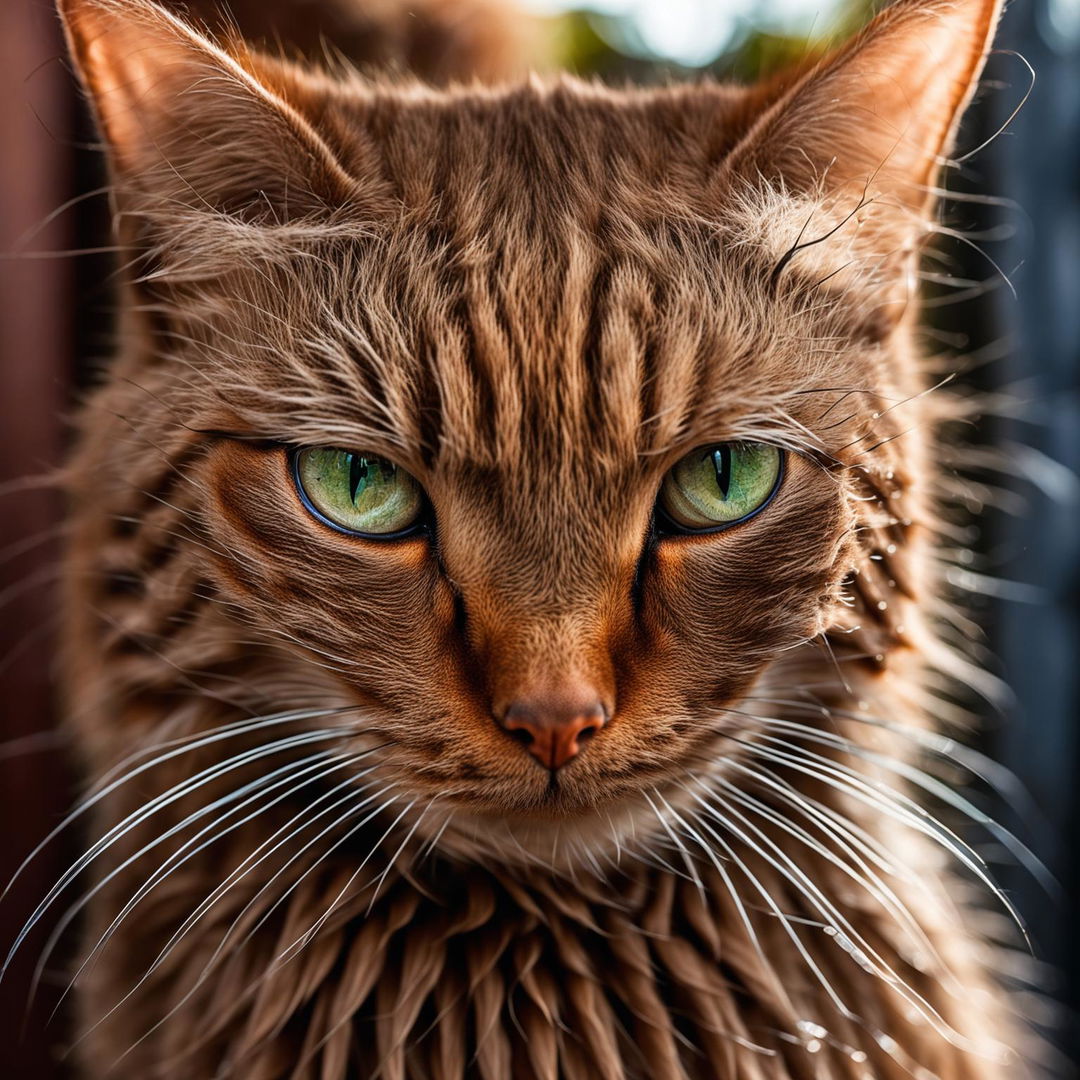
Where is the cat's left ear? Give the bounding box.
[57,0,374,221]
[722,0,1004,218]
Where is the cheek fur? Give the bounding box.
[635,457,851,700]
[199,444,460,705]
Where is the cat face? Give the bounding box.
[168,87,880,823]
[194,179,857,818]
[60,0,1000,840]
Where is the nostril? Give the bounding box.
[575,722,599,746]
[506,726,534,747]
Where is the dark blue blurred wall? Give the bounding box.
[989,0,1080,1068]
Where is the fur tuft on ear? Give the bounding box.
[57,0,369,221]
[722,0,1004,214]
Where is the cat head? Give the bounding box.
[60,0,1001,851]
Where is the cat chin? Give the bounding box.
[405,781,710,874]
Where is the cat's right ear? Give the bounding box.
[57,0,377,222]
[719,0,1003,223]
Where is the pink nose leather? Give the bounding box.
[498,696,607,771]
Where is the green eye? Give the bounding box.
[293,447,425,537]
[658,443,783,532]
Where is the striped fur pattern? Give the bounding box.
[29,0,1041,1075]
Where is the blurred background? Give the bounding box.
[1,0,1078,1075]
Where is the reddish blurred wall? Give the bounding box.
[1,2,75,1076]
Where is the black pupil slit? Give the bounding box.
[348,454,368,502]
[711,446,732,499]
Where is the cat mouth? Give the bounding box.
[411,774,696,870]
[417,758,681,821]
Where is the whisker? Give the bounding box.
[713,767,957,993]
[4,726,355,979]
[676,783,854,1022]
[656,778,788,1009]
[4,705,365,900]
[751,712,1056,895]
[283,795,421,961]
[643,788,706,901]
[74,774,393,1059]
[127,790,407,1066]
[685,779,969,1049]
[714,729,1031,951]
[40,749,366,1021]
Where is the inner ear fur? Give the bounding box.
[58,0,374,221]
[721,0,1004,216]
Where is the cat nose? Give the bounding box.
[497,692,608,771]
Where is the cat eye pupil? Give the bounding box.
[348,454,367,502]
[711,446,733,499]
[344,454,395,504]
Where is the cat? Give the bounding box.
[14,0,1040,1075]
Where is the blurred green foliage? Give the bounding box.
[545,0,874,84]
